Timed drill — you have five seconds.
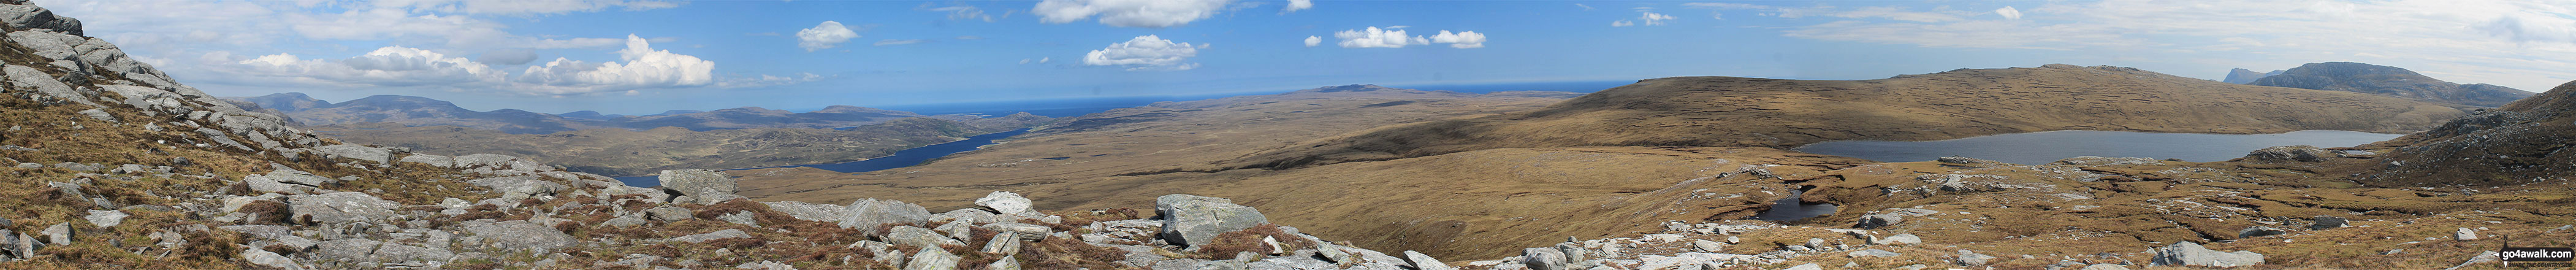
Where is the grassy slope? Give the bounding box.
[1225,64,2472,170]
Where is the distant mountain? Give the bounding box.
[608,105,931,131]
[2246,62,2535,107]
[2222,68,2285,84]
[275,94,606,134]
[558,110,622,120]
[225,93,977,134]
[235,92,333,112]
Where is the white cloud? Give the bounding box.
[1617,11,1676,26]
[1335,26,1427,48]
[514,34,717,94]
[715,72,827,88]
[477,49,539,65]
[1430,31,1487,48]
[796,21,861,52]
[1994,6,2022,20]
[1576,3,1594,10]
[1084,35,1202,71]
[928,5,997,22]
[230,46,506,87]
[1284,0,1312,13]
[1303,36,1322,47]
[1035,0,1233,28]
[875,39,931,46]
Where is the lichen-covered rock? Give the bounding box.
[885,226,964,249]
[657,169,740,204]
[1154,194,1268,247]
[839,198,932,231]
[904,245,961,270]
[974,191,1038,217]
[288,191,397,223]
[310,144,392,164]
[763,201,852,223]
[398,154,454,168]
[2149,242,2264,268]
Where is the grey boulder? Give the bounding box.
[311,144,392,164]
[288,191,398,223]
[1154,194,1269,247]
[1522,247,1569,270]
[839,198,932,231]
[974,191,1039,217]
[2149,242,2264,268]
[905,245,961,270]
[1856,214,1903,229]
[657,169,741,204]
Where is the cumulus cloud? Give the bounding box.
[1335,26,1428,48]
[1612,20,1634,27]
[797,21,861,52]
[1430,30,1487,48]
[514,34,717,94]
[1284,0,1312,13]
[1084,35,1203,71]
[231,46,505,87]
[1994,6,2022,20]
[1638,11,1677,26]
[1304,36,1322,47]
[1035,0,1233,28]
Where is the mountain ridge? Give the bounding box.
[2244,61,2534,107]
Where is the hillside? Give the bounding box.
[2339,80,2576,187]
[2247,62,2535,107]
[1226,64,2472,169]
[311,115,1046,177]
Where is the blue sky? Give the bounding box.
[43,0,2576,115]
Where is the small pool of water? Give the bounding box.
[1751,190,1838,221]
[1793,130,2402,165]
[612,129,1029,187]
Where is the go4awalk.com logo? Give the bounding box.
[2501,236,2575,268]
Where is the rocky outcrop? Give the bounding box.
[2243,145,2339,163]
[2150,242,2265,268]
